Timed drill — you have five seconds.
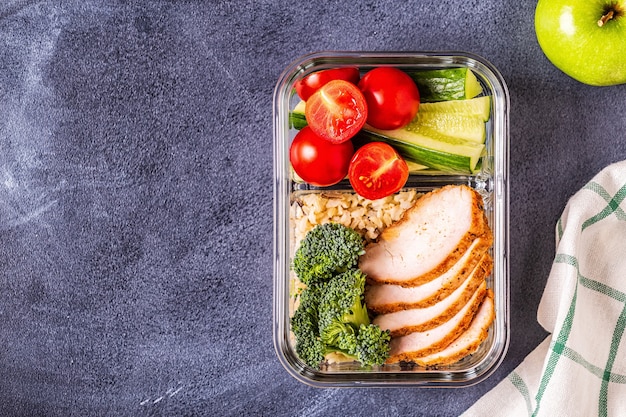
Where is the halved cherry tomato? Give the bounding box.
[305,79,368,144]
[358,67,420,130]
[289,126,354,187]
[348,142,409,200]
[294,67,360,101]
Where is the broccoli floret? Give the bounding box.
[291,308,325,368]
[353,323,391,366]
[290,284,325,369]
[318,269,369,342]
[290,270,390,369]
[292,223,365,286]
[317,269,390,367]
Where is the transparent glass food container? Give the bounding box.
[273,51,509,387]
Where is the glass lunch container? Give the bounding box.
[273,51,510,387]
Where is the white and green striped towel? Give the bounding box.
[462,160,626,417]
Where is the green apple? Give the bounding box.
[535,0,626,86]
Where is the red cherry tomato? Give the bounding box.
[289,126,354,187]
[305,79,368,144]
[348,142,409,200]
[294,67,360,101]
[358,67,420,130]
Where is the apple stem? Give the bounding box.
[598,10,614,27]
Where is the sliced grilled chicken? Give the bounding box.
[385,282,487,363]
[372,259,491,336]
[365,243,493,314]
[359,185,491,286]
[410,289,495,366]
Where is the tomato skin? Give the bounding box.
[289,126,354,187]
[358,67,420,130]
[295,67,360,101]
[305,79,368,144]
[348,142,409,200]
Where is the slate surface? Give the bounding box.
[1,1,625,416]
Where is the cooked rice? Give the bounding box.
[290,189,421,252]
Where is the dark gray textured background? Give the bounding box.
[1,0,625,416]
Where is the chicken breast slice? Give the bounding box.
[386,281,487,363]
[372,256,491,336]
[359,185,491,286]
[365,240,493,314]
[410,289,495,366]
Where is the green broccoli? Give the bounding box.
[290,284,325,368]
[353,323,391,366]
[291,268,390,369]
[318,268,369,344]
[292,223,365,286]
[317,269,390,367]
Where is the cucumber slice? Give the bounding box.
[289,112,307,130]
[407,68,483,102]
[293,100,306,114]
[289,100,307,129]
[406,112,486,144]
[406,160,429,172]
[465,70,483,99]
[418,96,491,121]
[359,125,485,173]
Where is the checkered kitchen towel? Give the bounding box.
[462,160,626,417]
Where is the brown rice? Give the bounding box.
[290,189,421,252]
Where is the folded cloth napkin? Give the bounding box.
[462,160,626,417]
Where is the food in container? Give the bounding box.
[273,51,509,387]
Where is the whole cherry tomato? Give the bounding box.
[358,67,420,130]
[295,67,360,101]
[289,126,354,187]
